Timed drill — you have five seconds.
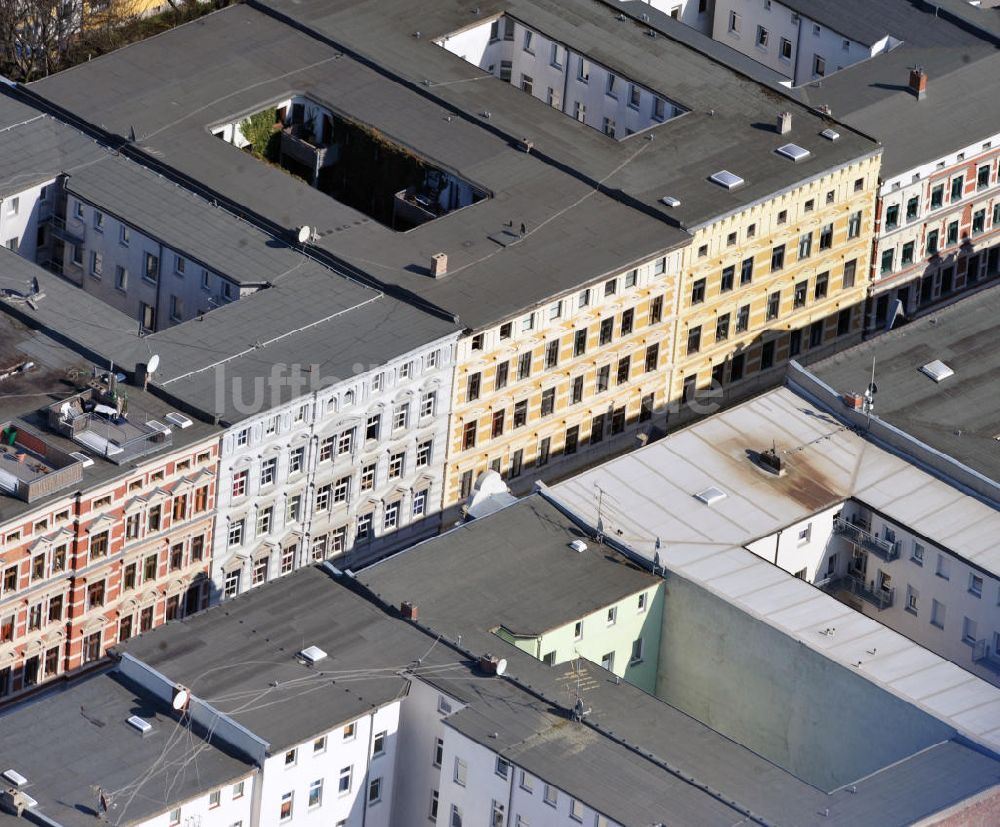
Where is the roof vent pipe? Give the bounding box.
[909,67,927,100]
[777,111,792,135]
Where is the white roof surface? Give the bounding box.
[553,386,1000,752]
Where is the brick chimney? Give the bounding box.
[400,601,418,620]
[909,67,927,100]
[777,111,792,135]
[430,253,448,278]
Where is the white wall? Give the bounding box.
[0,180,55,265]
[437,728,620,827]
[711,0,889,85]
[134,772,255,827]
[62,194,243,331]
[214,333,458,600]
[642,0,715,34]
[437,17,685,139]
[388,679,466,826]
[257,703,400,827]
[745,504,841,583]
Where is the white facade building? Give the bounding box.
[437,16,686,140]
[214,335,458,600]
[0,180,56,266]
[637,0,715,34]
[711,0,899,86]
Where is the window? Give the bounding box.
[228,519,245,548]
[770,244,785,272]
[574,328,587,357]
[368,777,382,804]
[578,57,590,82]
[606,605,618,626]
[338,765,353,794]
[813,55,826,77]
[780,37,792,59]
[599,317,613,345]
[798,232,812,260]
[630,637,644,664]
[691,278,706,304]
[951,175,964,201]
[766,290,780,321]
[728,10,741,33]
[973,209,986,235]
[462,421,477,450]
[90,251,103,277]
[393,403,409,431]
[645,342,660,371]
[307,779,323,809]
[848,210,862,238]
[518,351,532,380]
[620,307,634,336]
[819,222,833,250]
[963,616,978,644]
[930,599,946,628]
[495,360,509,390]
[550,42,562,67]
[259,457,277,488]
[169,809,181,826]
[628,84,641,108]
[926,230,939,256]
[416,439,433,467]
[977,164,991,190]
[450,805,463,827]
[880,249,895,274]
[970,574,983,597]
[947,220,959,246]
[794,280,807,309]
[280,792,293,821]
[338,427,356,455]
[649,295,663,324]
[936,553,950,580]
[901,241,915,266]
[687,325,701,355]
[815,271,829,299]
[513,400,528,427]
[736,304,750,333]
[544,784,558,806]
[454,757,468,786]
[720,266,735,293]
[144,253,159,283]
[498,60,512,83]
[383,501,400,531]
[421,391,436,418]
[175,256,186,276]
[232,469,248,498]
[541,387,556,416]
[565,425,579,455]
[616,356,630,385]
[756,25,768,48]
[843,259,857,288]
[115,265,128,291]
[545,339,559,369]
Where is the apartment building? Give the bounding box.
[25,0,880,511]
[554,378,1000,776]
[0,552,980,827]
[0,291,219,702]
[807,293,1000,685]
[711,0,902,86]
[360,496,665,692]
[673,145,876,404]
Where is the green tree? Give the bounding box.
[240,108,280,161]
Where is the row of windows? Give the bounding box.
[880,204,1000,274]
[884,162,998,228]
[462,347,660,450]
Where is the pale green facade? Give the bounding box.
[497,582,664,694]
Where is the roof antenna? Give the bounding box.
[862,356,877,427]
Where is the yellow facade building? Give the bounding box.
[444,248,682,506]
[672,154,882,406]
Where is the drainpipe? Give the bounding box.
[152,240,164,331]
[360,709,376,827]
[774,527,783,566]
[505,761,515,826]
[560,48,571,116]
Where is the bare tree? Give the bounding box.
[0,0,79,82]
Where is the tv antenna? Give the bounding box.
[862,356,877,427]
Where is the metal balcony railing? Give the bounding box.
[833,517,899,561]
[825,574,895,611]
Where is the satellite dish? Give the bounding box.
[147,354,160,374]
[495,658,507,677]
[171,685,190,711]
[297,225,312,244]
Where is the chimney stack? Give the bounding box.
[430,253,448,278]
[400,601,418,620]
[777,111,792,135]
[909,67,927,100]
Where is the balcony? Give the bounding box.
[833,517,899,561]
[47,215,84,246]
[825,574,895,611]
[972,640,1000,676]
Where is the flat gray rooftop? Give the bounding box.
[65,153,309,286]
[807,286,1000,488]
[0,671,252,827]
[361,495,658,637]
[790,2,1000,176]
[28,0,877,328]
[0,91,104,199]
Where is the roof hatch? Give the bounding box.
[920,359,954,382]
[695,486,727,506]
[709,170,745,190]
[776,143,810,162]
[299,645,328,665]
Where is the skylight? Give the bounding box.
[710,170,745,190]
[776,143,810,162]
[660,195,681,207]
[299,645,328,665]
[820,128,840,141]
[695,486,727,506]
[919,359,954,383]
